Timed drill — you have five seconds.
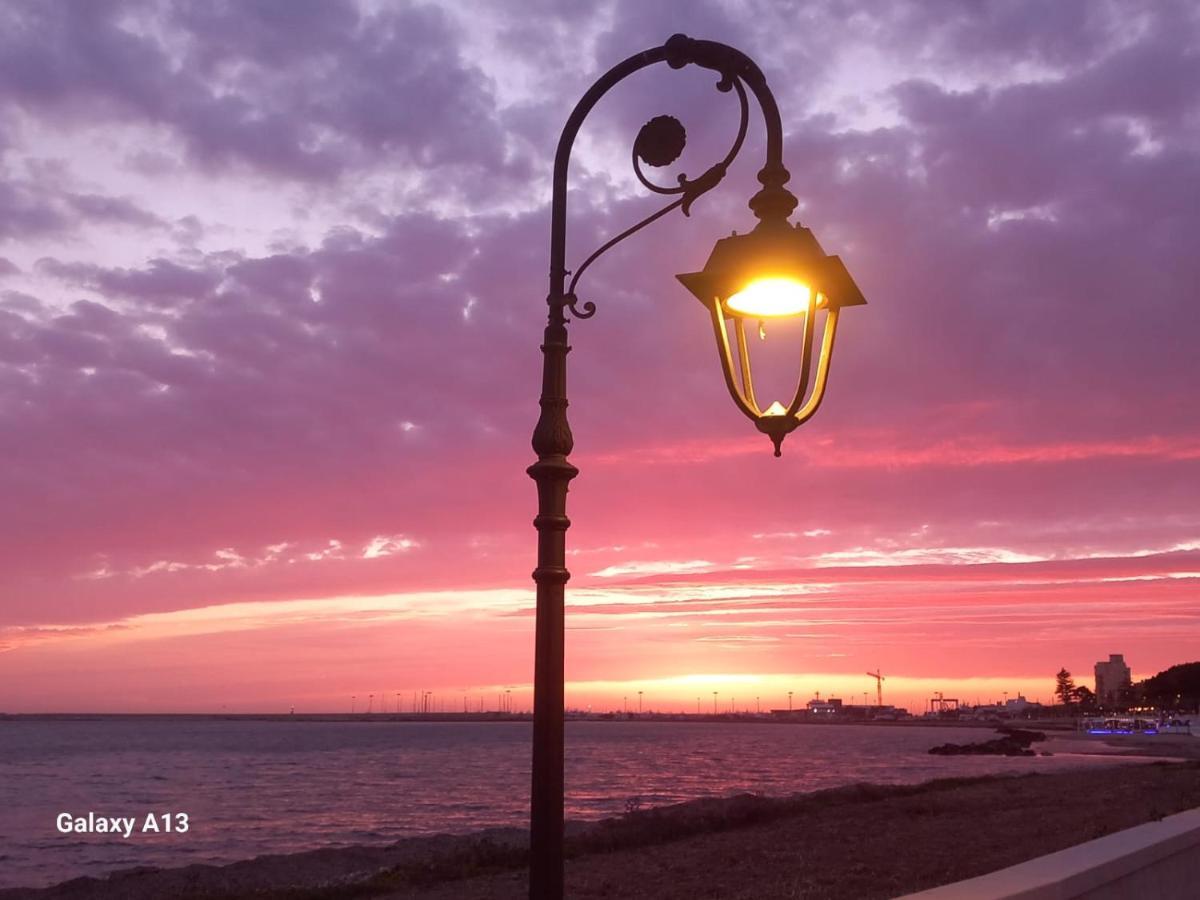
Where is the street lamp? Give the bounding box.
[528,33,865,900]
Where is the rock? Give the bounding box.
[929,728,1045,756]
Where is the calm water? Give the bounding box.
[0,718,1138,889]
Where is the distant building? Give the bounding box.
[1005,694,1037,713]
[1095,654,1132,706]
[807,697,842,715]
[769,700,908,719]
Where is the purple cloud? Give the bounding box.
[0,0,529,186]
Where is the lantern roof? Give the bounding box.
[676,222,867,314]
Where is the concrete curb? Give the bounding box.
[898,805,1200,899]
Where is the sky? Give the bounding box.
[1,0,1198,713]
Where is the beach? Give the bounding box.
[4,755,1197,900]
[7,717,1161,890]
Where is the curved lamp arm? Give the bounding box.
[547,33,799,324]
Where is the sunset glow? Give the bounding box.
[2,0,1198,717]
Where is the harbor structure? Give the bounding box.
[807,695,843,715]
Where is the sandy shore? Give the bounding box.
[5,757,1199,900]
[1046,730,1200,759]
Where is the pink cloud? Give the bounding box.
[583,432,1200,468]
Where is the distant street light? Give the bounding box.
[527,33,865,900]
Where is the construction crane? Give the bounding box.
[866,670,885,706]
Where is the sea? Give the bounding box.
[0,717,1142,890]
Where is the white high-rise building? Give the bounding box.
[1094,653,1132,706]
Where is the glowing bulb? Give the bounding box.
[725,277,811,318]
[763,401,788,416]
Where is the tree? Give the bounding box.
[1055,668,1076,707]
[1135,662,1200,711]
[1070,685,1097,712]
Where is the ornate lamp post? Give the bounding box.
[528,33,866,899]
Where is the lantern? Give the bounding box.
[677,221,866,456]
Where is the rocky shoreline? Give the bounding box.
[928,726,1047,756]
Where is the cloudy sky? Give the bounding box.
[1,0,1197,713]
